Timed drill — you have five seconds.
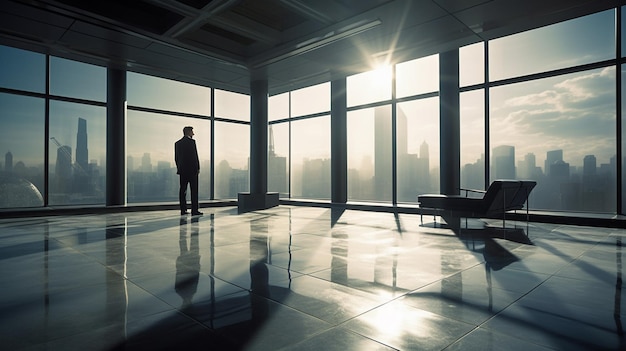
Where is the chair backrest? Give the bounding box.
[507,180,537,210]
[483,180,522,214]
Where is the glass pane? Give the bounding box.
[348,106,392,202]
[0,45,45,93]
[127,111,211,203]
[622,6,626,58]
[490,67,616,212]
[269,92,289,121]
[459,42,484,87]
[291,116,330,199]
[291,82,330,117]
[396,54,439,98]
[460,90,485,191]
[214,121,249,199]
[622,64,626,214]
[215,89,250,121]
[48,101,106,205]
[490,10,615,81]
[0,93,45,208]
[268,123,289,197]
[347,66,392,107]
[50,57,106,102]
[397,98,440,202]
[127,72,210,115]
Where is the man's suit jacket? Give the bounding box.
[175,136,200,176]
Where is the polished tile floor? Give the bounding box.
[0,206,624,350]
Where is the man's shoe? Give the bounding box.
[191,211,203,216]
[181,211,189,215]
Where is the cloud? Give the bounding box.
[491,67,616,164]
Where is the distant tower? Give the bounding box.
[267,125,287,194]
[141,153,152,172]
[583,155,596,190]
[76,118,88,172]
[419,141,429,162]
[268,125,276,157]
[5,151,13,173]
[492,145,515,179]
[545,149,563,176]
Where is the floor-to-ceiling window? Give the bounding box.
[48,56,107,205]
[268,92,289,198]
[621,6,626,214]
[622,63,626,213]
[214,89,250,199]
[268,82,330,200]
[127,72,212,203]
[345,54,440,204]
[459,42,486,192]
[0,93,45,208]
[396,55,440,203]
[0,46,107,208]
[347,66,393,202]
[488,9,617,212]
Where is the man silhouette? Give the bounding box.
[175,126,202,215]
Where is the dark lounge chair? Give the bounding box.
[417,180,536,227]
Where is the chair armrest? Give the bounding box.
[459,187,486,197]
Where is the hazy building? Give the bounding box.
[374,107,393,201]
[492,145,515,179]
[141,153,152,173]
[268,125,287,195]
[4,151,12,173]
[76,117,88,172]
[582,155,596,190]
[545,149,563,176]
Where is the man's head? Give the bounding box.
[183,126,194,138]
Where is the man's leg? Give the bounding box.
[179,175,188,214]
[190,173,200,214]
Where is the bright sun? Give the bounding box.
[370,64,392,85]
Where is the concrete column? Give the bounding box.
[238,69,278,212]
[331,76,347,204]
[250,74,268,195]
[106,67,126,206]
[439,49,460,195]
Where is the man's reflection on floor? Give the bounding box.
[176,217,201,308]
[249,218,270,328]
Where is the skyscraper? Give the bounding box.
[492,145,515,179]
[545,149,563,176]
[76,117,88,172]
[268,126,287,195]
[583,154,597,191]
[5,151,12,173]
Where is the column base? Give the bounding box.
[237,192,279,213]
